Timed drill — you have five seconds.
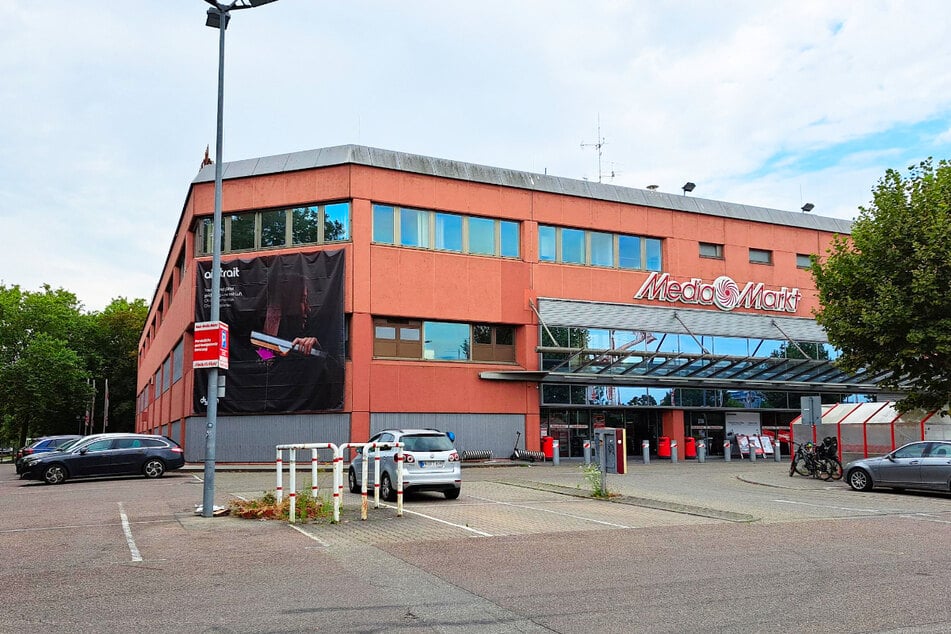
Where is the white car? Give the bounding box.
[348,429,461,500]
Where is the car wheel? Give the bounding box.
[43,464,67,485]
[143,459,166,479]
[380,472,396,502]
[444,487,461,500]
[847,468,873,491]
[348,467,360,494]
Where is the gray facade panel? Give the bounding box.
[184,413,350,463]
[371,413,524,461]
[538,298,828,342]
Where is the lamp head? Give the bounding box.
[682,181,696,193]
[801,203,815,213]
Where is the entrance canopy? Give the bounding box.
[482,299,899,395]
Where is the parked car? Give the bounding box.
[14,435,82,472]
[18,433,185,485]
[348,429,461,500]
[844,440,951,493]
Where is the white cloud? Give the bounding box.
[2,0,951,310]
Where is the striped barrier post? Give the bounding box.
[288,448,297,523]
[275,447,284,503]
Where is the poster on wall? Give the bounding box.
[194,251,345,413]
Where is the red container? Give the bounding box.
[541,436,554,459]
[658,436,671,458]
[684,436,697,458]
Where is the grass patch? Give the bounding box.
[229,489,335,523]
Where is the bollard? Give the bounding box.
[641,439,650,465]
[671,439,678,463]
[724,439,731,462]
[552,440,560,466]
[774,441,782,462]
[750,444,756,462]
[583,440,592,466]
[698,441,706,463]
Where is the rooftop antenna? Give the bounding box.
[581,115,610,183]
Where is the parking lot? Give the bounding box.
[3,459,950,633]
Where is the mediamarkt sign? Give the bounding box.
[634,272,802,313]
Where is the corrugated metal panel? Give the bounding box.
[538,298,828,342]
[371,413,523,460]
[192,144,853,234]
[184,413,350,463]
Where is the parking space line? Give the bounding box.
[289,523,330,547]
[379,504,494,536]
[773,499,886,513]
[468,495,634,529]
[900,513,951,524]
[118,502,142,562]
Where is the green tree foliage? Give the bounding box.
[0,285,147,447]
[812,159,951,413]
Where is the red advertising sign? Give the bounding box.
[193,321,229,369]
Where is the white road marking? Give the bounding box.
[773,499,888,513]
[289,523,330,546]
[468,495,634,529]
[899,513,951,524]
[118,502,142,562]
[379,504,494,536]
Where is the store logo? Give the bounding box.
[634,272,802,313]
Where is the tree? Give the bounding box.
[812,158,951,413]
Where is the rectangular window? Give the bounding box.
[400,208,429,248]
[750,248,773,265]
[589,231,614,267]
[539,225,556,262]
[796,253,812,269]
[618,235,641,269]
[172,339,184,383]
[323,202,350,242]
[561,228,585,264]
[292,206,320,244]
[434,212,463,252]
[373,318,422,358]
[372,204,395,244]
[468,216,495,255]
[228,213,255,251]
[471,324,516,362]
[645,238,662,271]
[699,242,724,259]
[500,220,519,258]
[260,209,287,248]
[162,357,171,393]
[423,322,471,360]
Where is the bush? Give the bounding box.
[229,489,334,522]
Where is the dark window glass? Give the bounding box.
[260,209,286,247]
[229,213,255,250]
[292,206,320,244]
[618,235,641,269]
[561,228,584,264]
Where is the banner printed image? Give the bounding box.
[195,250,345,413]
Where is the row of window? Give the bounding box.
[700,242,813,268]
[190,199,817,276]
[139,339,184,414]
[539,225,663,271]
[540,326,836,360]
[196,202,350,255]
[372,204,520,258]
[542,385,872,409]
[373,318,516,363]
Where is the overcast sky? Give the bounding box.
[3,1,951,311]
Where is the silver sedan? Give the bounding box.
[844,440,951,492]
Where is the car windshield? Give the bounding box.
[54,438,86,452]
[402,434,454,452]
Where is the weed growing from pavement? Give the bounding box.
[229,489,335,523]
[580,463,611,498]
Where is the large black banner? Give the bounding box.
[194,251,345,413]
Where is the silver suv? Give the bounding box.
[348,429,461,500]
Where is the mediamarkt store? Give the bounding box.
[137,145,889,463]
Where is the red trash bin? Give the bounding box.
[684,436,697,458]
[658,436,671,458]
[541,436,554,459]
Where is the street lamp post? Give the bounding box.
[201,0,279,519]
